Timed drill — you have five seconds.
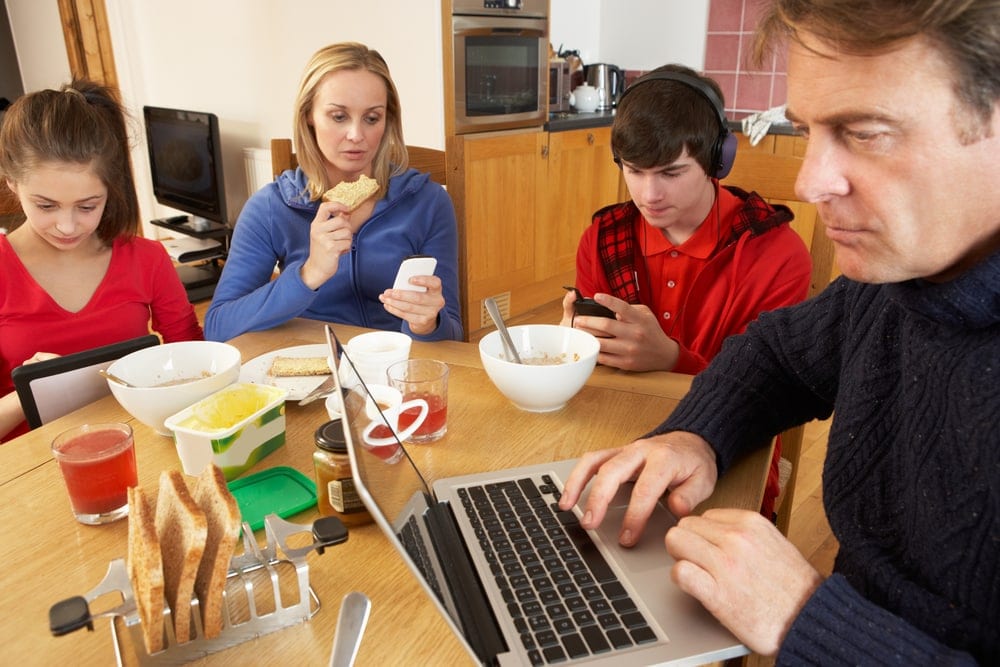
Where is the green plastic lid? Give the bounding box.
[227,466,317,532]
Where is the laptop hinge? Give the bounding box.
[424,502,507,664]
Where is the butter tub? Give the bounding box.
[165,382,288,480]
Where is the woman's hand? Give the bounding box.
[300,201,354,290]
[379,274,446,336]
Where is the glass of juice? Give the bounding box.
[51,423,137,525]
[387,359,449,443]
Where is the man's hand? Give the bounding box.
[558,431,718,546]
[666,509,823,655]
[570,293,679,372]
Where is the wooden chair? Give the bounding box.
[270,138,447,188]
[720,132,839,536]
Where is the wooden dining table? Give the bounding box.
[0,318,770,666]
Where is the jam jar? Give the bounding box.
[313,420,371,526]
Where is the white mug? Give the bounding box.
[340,331,412,387]
[360,384,429,447]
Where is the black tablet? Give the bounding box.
[12,335,160,429]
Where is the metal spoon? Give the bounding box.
[98,368,138,388]
[485,297,522,364]
[329,591,371,667]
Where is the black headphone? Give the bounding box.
[615,71,737,179]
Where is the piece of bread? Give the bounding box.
[268,355,330,377]
[191,464,241,639]
[322,174,380,212]
[127,485,165,655]
[154,470,207,645]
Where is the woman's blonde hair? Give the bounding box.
[292,42,408,201]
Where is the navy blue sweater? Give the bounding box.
[659,250,1000,664]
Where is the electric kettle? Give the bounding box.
[584,63,625,110]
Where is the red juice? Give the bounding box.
[363,425,403,462]
[55,429,137,515]
[398,394,447,439]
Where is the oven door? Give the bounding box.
[453,15,547,134]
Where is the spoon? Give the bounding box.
[98,368,138,388]
[328,591,371,667]
[484,297,522,364]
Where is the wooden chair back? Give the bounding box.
[721,132,839,535]
[270,138,447,188]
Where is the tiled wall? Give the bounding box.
[704,0,786,119]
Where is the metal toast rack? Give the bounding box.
[49,514,348,665]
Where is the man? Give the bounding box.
[563,64,812,519]
[561,64,810,376]
[559,0,999,664]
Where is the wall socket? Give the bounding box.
[480,292,511,329]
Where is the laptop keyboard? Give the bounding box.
[399,515,445,603]
[458,475,657,665]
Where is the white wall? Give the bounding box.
[5,0,70,91]
[6,0,709,235]
[551,0,709,71]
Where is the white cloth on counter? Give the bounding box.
[741,104,788,146]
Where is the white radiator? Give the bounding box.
[242,147,272,194]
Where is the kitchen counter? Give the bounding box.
[545,109,616,132]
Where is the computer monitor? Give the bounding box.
[143,105,228,226]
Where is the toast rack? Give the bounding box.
[49,514,348,665]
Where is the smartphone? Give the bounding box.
[564,286,615,319]
[393,255,437,292]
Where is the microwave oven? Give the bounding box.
[451,12,548,134]
[549,60,572,113]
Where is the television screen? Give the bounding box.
[143,106,228,224]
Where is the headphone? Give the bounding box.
[614,71,737,179]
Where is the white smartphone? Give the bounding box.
[392,255,437,292]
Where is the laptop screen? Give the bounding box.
[324,326,434,525]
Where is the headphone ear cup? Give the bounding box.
[715,131,738,179]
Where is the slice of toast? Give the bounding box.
[127,485,165,655]
[155,470,207,645]
[268,355,330,377]
[322,174,380,212]
[191,464,241,639]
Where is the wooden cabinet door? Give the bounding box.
[539,127,621,281]
[458,130,547,325]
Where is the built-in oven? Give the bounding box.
[451,0,549,134]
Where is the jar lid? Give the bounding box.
[314,419,347,453]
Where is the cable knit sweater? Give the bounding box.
[657,250,1000,664]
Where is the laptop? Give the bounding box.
[326,325,747,666]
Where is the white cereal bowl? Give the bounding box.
[478,324,600,412]
[105,341,242,436]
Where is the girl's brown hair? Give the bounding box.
[0,79,140,242]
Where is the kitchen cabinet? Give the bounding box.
[448,126,625,339]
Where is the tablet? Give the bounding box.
[12,334,160,428]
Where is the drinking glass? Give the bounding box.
[51,422,137,525]
[387,359,449,443]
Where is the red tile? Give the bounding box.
[734,72,773,112]
[704,34,742,72]
[708,0,744,32]
[742,0,769,31]
[708,72,738,111]
[770,74,787,107]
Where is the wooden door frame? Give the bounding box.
[57,0,117,89]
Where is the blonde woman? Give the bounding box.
[205,42,461,341]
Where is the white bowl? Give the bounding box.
[479,325,599,412]
[105,341,241,435]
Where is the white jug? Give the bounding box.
[569,84,599,113]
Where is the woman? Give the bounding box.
[0,80,203,442]
[205,42,462,342]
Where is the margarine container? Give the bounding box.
[165,382,288,480]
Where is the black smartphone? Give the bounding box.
[564,286,615,319]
